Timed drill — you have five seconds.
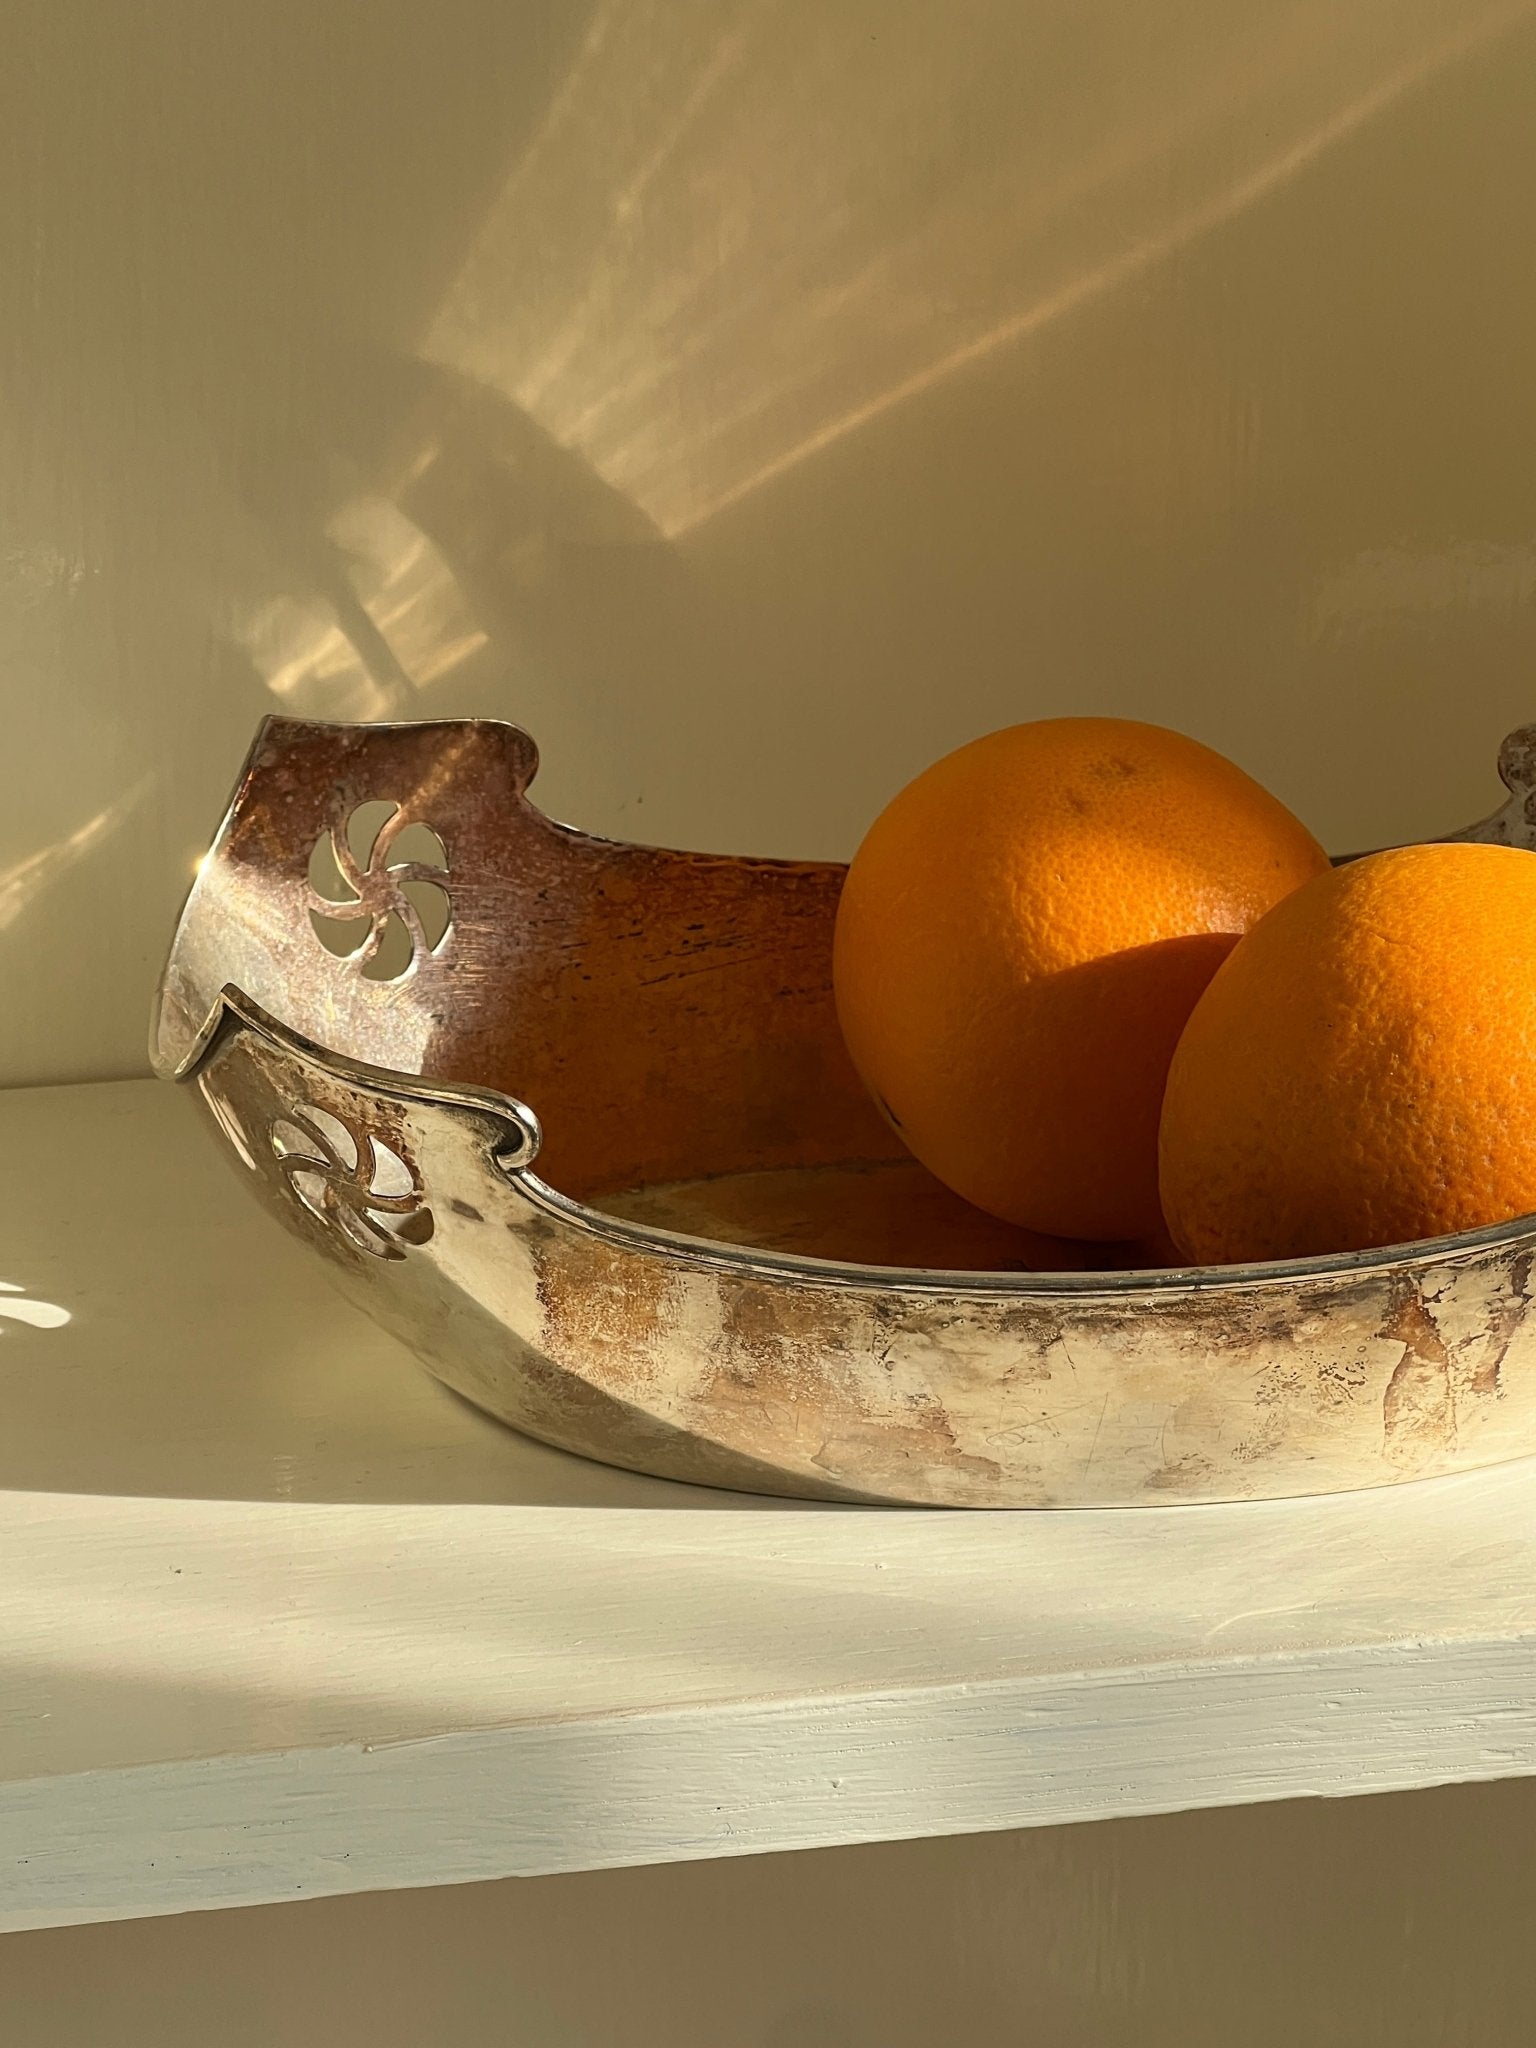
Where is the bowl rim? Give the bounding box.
[187,986,1536,1302]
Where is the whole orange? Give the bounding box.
[1159,841,1536,1265]
[832,718,1328,1241]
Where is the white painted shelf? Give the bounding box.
[4,1080,1536,1933]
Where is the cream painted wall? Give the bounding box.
[5,0,1536,1086]
[6,4,1536,2026]
[8,1780,1536,2045]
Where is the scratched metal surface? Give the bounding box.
[153,716,1536,1507]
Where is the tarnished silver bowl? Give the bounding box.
[153,717,1536,1506]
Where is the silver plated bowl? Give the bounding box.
[153,717,1536,1507]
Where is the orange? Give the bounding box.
[1159,841,1536,1265]
[832,718,1328,1241]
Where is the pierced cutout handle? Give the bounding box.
[308,801,453,982]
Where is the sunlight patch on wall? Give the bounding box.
[0,1281,70,1334]
[236,495,488,717]
[424,0,1534,538]
[0,777,153,935]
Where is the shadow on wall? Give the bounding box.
[4,0,1536,1081]
[215,348,690,849]
[238,0,1536,864]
